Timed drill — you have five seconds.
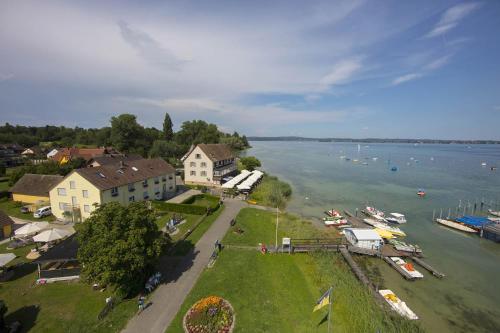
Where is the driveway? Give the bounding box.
[122,199,245,333]
[166,189,201,204]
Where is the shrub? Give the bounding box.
[152,201,207,215]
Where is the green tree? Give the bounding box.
[0,300,6,329]
[149,140,182,158]
[76,202,169,296]
[110,114,144,153]
[163,112,174,141]
[239,156,261,171]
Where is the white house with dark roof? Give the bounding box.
[181,144,236,186]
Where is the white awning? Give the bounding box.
[222,170,251,189]
[236,170,264,190]
[0,253,16,267]
[33,228,73,243]
[14,222,50,237]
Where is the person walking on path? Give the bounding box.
[138,294,145,313]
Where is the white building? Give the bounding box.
[344,228,383,250]
[181,144,236,186]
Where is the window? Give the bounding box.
[190,170,196,176]
[142,179,148,187]
[71,196,77,206]
[201,171,207,177]
[129,196,135,202]
[82,190,89,198]
[169,186,173,190]
[84,205,90,213]
[69,181,76,189]
[59,202,68,210]
[57,188,66,196]
[201,162,207,168]
[154,177,159,184]
[168,175,173,180]
[195,153,201,159]
[190,161,196,167]
[161,176,166,182]
[128,183,135,192]
[111,187,118,197]
[143,191,149,200]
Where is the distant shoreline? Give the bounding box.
[248,136,500,145]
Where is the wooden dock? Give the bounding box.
[344,210,369,228]
[382,256,418,281]
[411,256,445,278]
[290,238,345,253]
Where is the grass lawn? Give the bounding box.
[248,175,292,208]
[0,198,55,222]
[166,208,422,333]
[0,177,9,191]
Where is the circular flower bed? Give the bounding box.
[183,296,235,333]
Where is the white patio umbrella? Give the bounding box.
[14,221,49,236]
[33,228,72,243]
[0,253,16,267]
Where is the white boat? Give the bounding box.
[488,216,500,223]
[386,213,407,224]
[324,219,349,227]
[378,289,419,320]
[488,209,500,217]
[481,162,487,167]
[435,218,477,233]
[362,218,406,236]
[388,239,422,253]
[364,206,385,218]
[390,257,423,279]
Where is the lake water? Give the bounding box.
[245,141,500,333]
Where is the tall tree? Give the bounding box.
[163,112,174,141]
[110,114,144,153]
[76,202,169,296]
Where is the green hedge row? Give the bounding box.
[152,201,207,215]
[181,194,220,210]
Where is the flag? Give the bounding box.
[313,287,332,312]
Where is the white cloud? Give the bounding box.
[319,58,363,90]
[424,54,453,70]
[391,73,423,86]
[424,3,480,38]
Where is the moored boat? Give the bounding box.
[363,206,385,218]
[374,228,395,239]
[325,209,342,218]
[417,189,425,197]
[435,218,477,233]
[388,239,422,254]
[386,213,407,224]
[378,289,419,320]
[488,209,500,217]
[390,257,423,278]
[324,219,349,227]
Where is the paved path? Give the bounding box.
[166,189,201,204]
[122,199,246,333]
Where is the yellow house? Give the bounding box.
[10,174,64,204]
[181,144,236,186]
[0,210,14,239]
[49,158,177,221]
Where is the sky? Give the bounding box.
[1,0,500,140]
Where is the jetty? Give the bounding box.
[411,256,445,278]
[382,256,418,281]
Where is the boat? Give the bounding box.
[386,213,407,224]
[391,166,398,172]
[435,218,477,233]
[481,162,487,167]
[363,218,406,236]
[324,219,349,227]
[488,209,500,217]
[417,189,425,197]
[374,228,395,239]
[363,218,379,227]
[378,289,419,320]
[372,157,378,161]
[488,217,500,223]
[325,209,342,218]
[364,206,385,218]
[388,239,422,254]
[390,257,423,279]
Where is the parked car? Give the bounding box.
[33,206,51,218]
[20,206,30,214]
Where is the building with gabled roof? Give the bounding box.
[49,158,176,221]
[10,173,64,204]
[181,144,236,186]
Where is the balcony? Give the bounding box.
[213,163,237,177]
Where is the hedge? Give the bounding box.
[181,194,220,211]
[152,201,207,215]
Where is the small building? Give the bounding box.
[0,210,14,240]
[49,147,121,164]
[34,234,80,283]
[181,144,236,186]
[21,146,43,157]
[10,174,64,204]
[46,148,59,159]
[344,228,383,250]
[87,154,142,168]
[49,158,176,221]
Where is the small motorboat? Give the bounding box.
[488,209,500,217]
[388,239,422,254]
[364,206,385,218]
[324,219,349,227]
[325,209,342,218]
[386,213,407,224]
[417,189,425,197]
[481,162,487,167]
[378,289,419,320]
[390,257,423,279]
[391,166,398,172]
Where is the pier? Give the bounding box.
[382,256,418,281]
[411,256,445,278]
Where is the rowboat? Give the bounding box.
[388,239,422,254]
[390,257,423,279]
[435,218,477,233]
[488,209,500,217]
[386,213,407,224]
[378,289,419,320]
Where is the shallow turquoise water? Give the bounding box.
[246,141,500,333]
